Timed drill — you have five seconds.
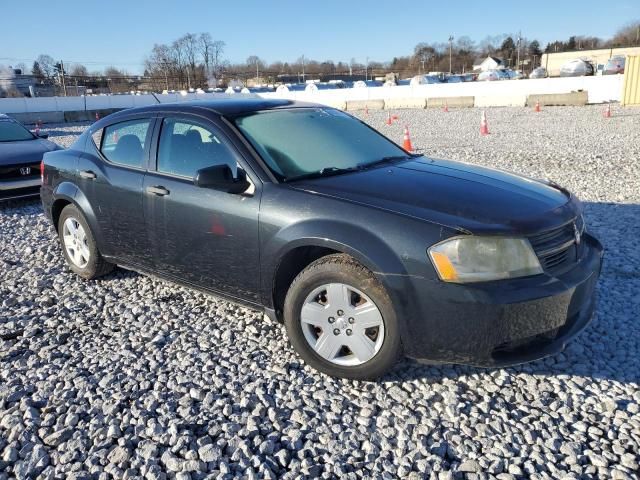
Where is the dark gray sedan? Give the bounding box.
[40,99,603,379]
[0,114,62,201]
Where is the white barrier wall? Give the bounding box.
[0,75,624,114]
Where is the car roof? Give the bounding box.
[108,98,324,119]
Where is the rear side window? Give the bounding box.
[156,118,237,178]
[100,119,151,168]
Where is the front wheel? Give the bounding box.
[284,254,402,380]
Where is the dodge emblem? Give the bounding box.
[19,167,31,176]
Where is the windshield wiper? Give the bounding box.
[283,154,421,182]
[360,154,418,170]
[284,166,361,182]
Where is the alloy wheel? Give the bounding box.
[62,217,90,268]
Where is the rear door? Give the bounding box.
[78,116,155,267]
[142,114,261,302]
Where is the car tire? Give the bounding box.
[284,254,402,380]
[58,204,114,280]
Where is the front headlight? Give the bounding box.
[428,236,543,283]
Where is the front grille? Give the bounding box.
[0,163,40,181]
[529,219,582,273]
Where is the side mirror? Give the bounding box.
[194,164,250,194]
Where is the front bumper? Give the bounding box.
[401,232,603,367]
[0,178,41,201]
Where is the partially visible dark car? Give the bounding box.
[41,99,603,379]
[0,114,62,201]
[603,56,625,75]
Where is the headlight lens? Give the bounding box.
[428,236,543,283]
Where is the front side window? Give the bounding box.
[101,119,151,168]
[157,118,237,178]
[233,108,407,181]
[0,119,35,142]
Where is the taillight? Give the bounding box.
[40,160,44,183]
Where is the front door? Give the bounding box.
[78,117,154,267]
[143,115,261,303]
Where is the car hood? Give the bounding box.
[0,138,61,166]
[289,157,580,234]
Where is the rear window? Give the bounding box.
[100,119,151,168]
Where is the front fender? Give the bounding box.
[261,219,416,341]
[267,219,408,278]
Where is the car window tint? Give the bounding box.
[91,129,103,148]
[234,108,406,180]
[157,118,237,178]
[101,119,151,168]
[0,119,35,142]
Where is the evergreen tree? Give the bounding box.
[32,61,44,82]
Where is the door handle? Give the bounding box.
[146,185,170,196]
[79,170,97,180]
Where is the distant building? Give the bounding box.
[0,67,36,97]
[541,46,640,77]
[473,56,503,72]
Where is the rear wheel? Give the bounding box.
[58,204,114,279]
[284,254,401,379]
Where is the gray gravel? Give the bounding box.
[1,107,639,479]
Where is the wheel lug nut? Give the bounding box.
[328,317,335,323]
[337,310,344,316]
[333,328,340,336]
[346,329,352,336]
[348,317,354,324]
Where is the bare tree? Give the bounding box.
[199,33,213,79]
[211,40,226,78]
[182,33,199,87]
[69,64,88,77]
[608,20,640,47]
[36,54,56,79]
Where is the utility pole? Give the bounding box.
[256,59,259,84]
[516,32,522,72]
[448,36,454,73]
[164,65,169,91]
[365,56,369,81]
[302,55,305,83]
[60,60,67,96]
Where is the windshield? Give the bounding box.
[233,108,408,181]
[0,120,35,142]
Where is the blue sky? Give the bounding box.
[1,0,638,73]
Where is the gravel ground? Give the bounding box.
[1,106,639,479]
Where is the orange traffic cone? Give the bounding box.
[402,125,414,152]
[391,114,399,121]
[443,103,449,113]
[603,104,612,118]
[480,111,490,136]
[386,112,393,126]
[534,101,541,112]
